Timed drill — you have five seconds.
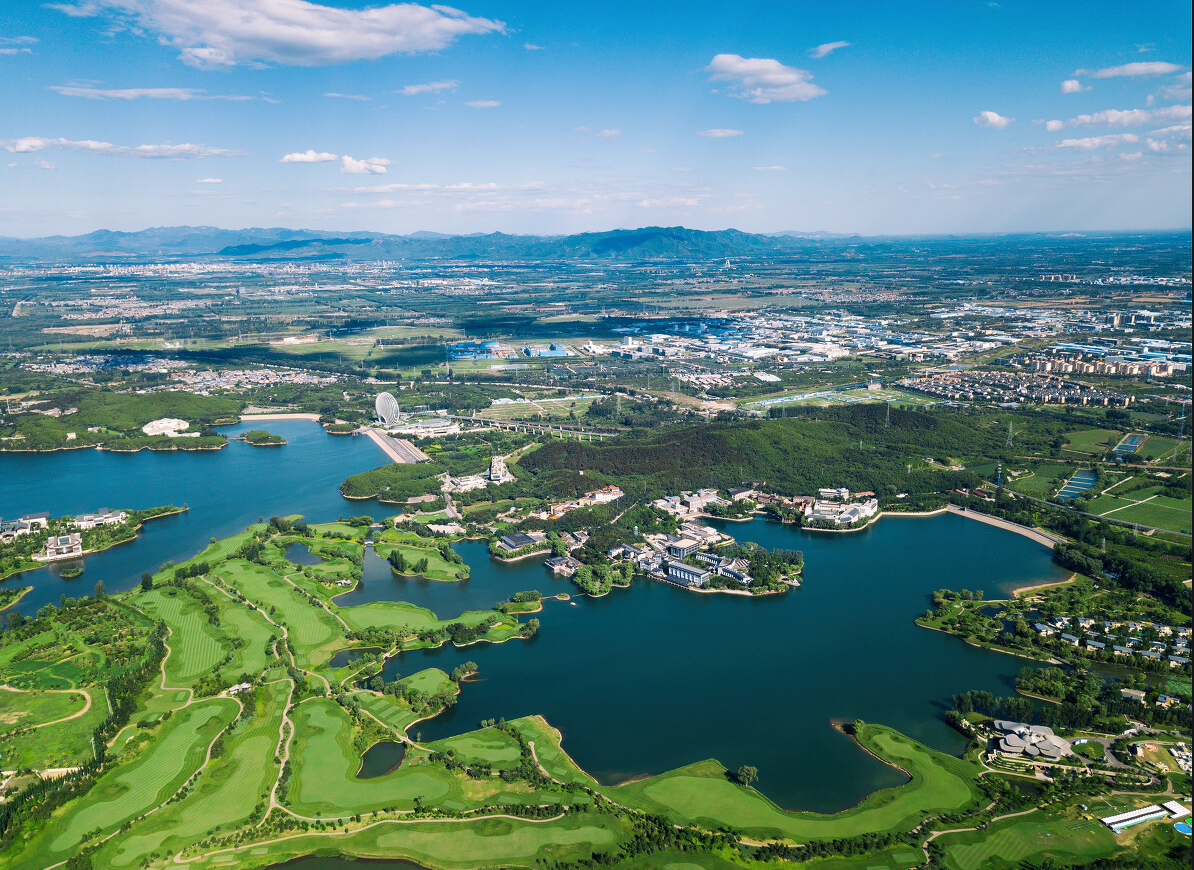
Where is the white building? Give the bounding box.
[485,455,515,484]
[74,508,127,529]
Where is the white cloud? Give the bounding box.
[696,128,744,138]
[398,80,458,96]
[752,165,787,171]
[464,99,499,108]
[50,0,505,68]
[1052,105,1192,129]
[597,128,620,139]
[1056,133,1140,149]
[196,177,222,183]
[0,36,37,55]
[1060,79,1086,94]
[281,150,338,163]
[1045,120,1065,131]
[1,136,241,158]
[1162,72,1192,101]
[50,85,259,101]
[808,41,849,59]
[324,92,369,100]
[705,54,826,103]
[973,110,1013,128]
[523,42,544,50]
[340,155,390,174]
[1085,61,1186,78]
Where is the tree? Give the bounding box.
[737,765,758,787]
[93,579,105,598]
[140,572,153,592]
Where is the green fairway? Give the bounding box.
[217,560,342,666]
[95,680,289,868]
[608,725,981,840]
[180,812,628,870]
[374,534,469,582]
[45,700,237,859]
[287,697,456,815]
[431,726,523,769]
[939,813,1119,870]
[135,587,228,685]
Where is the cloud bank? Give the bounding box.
[49,0,505,67]
[2,136,241,158]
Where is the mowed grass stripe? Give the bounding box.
[98,680,290,868]
[137,589,226,684]
[49,700,237,854]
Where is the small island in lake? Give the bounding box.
[242,429,287,446]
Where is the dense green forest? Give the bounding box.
[521,407,990,499]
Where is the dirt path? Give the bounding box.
[0,685,92,729]
[281,571,350,631]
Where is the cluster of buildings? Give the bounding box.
[445,455,517,493]
[1032,616,1191,668]
[608,522,750,589]
[0,508,128,562]
[989,719,1071,762]
[1026,354,1185,380]
[0,512,50,544]
[804,488,879,526]
[898,371,1134,407]
[169,366,339,395]
[528,485,624,521]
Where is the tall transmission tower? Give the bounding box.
[885,404,891,430]
[1005,422,1014,448]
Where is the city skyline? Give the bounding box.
[1,0,1191,237]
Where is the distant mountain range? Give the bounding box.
[0,225,873,262]
[0,225,1184,263]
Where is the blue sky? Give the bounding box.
[1,0,1190,236]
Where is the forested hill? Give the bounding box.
[520,408,1009,499]
[2,225,1185,264]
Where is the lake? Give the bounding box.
[0,419,388,617]
[377,510,1068,812]
[1,422,1070,814]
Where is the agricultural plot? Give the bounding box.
[608,726,981,841]
[1138,435,1188,463]
[1063,428,1121,454]
[1087,484,1192,534]
[1007,463,1074,497]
